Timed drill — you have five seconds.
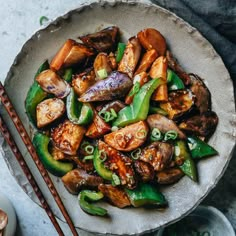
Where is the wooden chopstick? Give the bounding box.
[0,114,64,236]
[0,82,78,236]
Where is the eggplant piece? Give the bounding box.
[156,168,184,184]
[179,111,218,139]
[98,140,136,189]
[118,37,141,78]
[160,89,195,120]
[147,114,186,139]
[36,69,70,98]
[79,71,132,102]
[51,120,86,155]
[96,100,125,114]
[70,156,94,173]
[140,141,174,171]
[166,50,191,85]
[72,68,96,96]
[62,168,103,194]
[79,26,119,52]
[36,98,65,128]
[189,74,211,113]
[98,184,131,208]
[134,160,155,182]
[93,52,113,79]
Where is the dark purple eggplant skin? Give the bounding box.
[79,71,132,102]
[189,73,211,114]
[79,26,119,52]
[179,111,218,139]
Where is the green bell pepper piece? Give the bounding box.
[125,183,167,207]
[79,190,107,216]
[174,140,197,182]
[66,88,93,125]
[167,69,185,91]
[25,60,49,126]
[63,68,73,83]
[149,106,168,116]
[33,132,74,177]
[116,42,126,63]
[187,136,218,159]
[113,78,163,127]
[93,147,113,181]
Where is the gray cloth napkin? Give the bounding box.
[151,0,236,93]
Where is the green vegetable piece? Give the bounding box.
[79,190,107,216]
[187,136,218,159]
[97,69,108,79]
[125,183,167,207]
[164,130,178,141]
[39,16,49,26]
[167,69,185,91]
[93,148,113,181]
[33,133,74,177]
[25,60,49,125]
[66,88,93,125]
[128,81,140,97]
[63,68,73,83]
[174,140,197,181]
[149,106,168,116]
[151,128,163,141]
[116,42,126,63]
[113,78,163,127]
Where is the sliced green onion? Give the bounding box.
[99,150,107,162]
[116,42,126,62]
[104,111,111,122]
[100,109,118,122]
[112,173,121,186]
[131,148,141,160]
[83,155,94,161]
[110,108,117,118]
[39,16,49,26]
[164,130,178,141]
[111,126,119,132]
[97,69,108,79]
[98,110,106,119]
[135,129,147,139]
[128,82,140,97]
[85,145,94,155]
[151,128,163,141]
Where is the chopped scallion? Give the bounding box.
[39,16,49,26]
[83,155,94,161]
[112,173,121,186]
[151,128,163,141]
[97,69,108,79]
[135,129,147,139]
[85,145,94,155]
[164,130,178,141]
[131,148,141,160]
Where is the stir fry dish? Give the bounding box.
[25,26,218,216]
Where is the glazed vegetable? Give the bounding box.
[36,98,65,128]
[36,69,70,98]
[25,60,49,125]
[79,26,119,52]
[174,140,197,181]
[134,160,155,182]
[160,89,195,120]
[104,121,149,152]
[98,184,131,208]
[50,39,94,71]
[118,37,141,78]
[148,106,168,116]
[66,88,93,125]
[113,78,163,127]
[137,28,167,56]
[79,190,107,216]
[51,120,86,155]
[33,132,74,177]
[187,136,218,159]
[62,168,103,194]
[147,114,186,139]
[125,183,166,207]
[156,168,184,184]
[79,71,132,102]
[167,69,185,91]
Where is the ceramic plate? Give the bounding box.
[0,1,235,235]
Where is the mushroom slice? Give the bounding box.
[189,74,211,113]
[36,98,65,128]
[36,69,70,98]
[134,160,155,182]
[98,184,131,208]
[118,37,141,78]
[140,141,174,171]
[79,26,119,52]
[62,168,103,194]
[51,120,86,155]
[156,167,184,184]
[160,89,195,120]
[147,114,186,139]
[179,111,218,139]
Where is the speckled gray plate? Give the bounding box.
[0,1,235,235]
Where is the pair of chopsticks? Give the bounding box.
[0,82,78,236]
